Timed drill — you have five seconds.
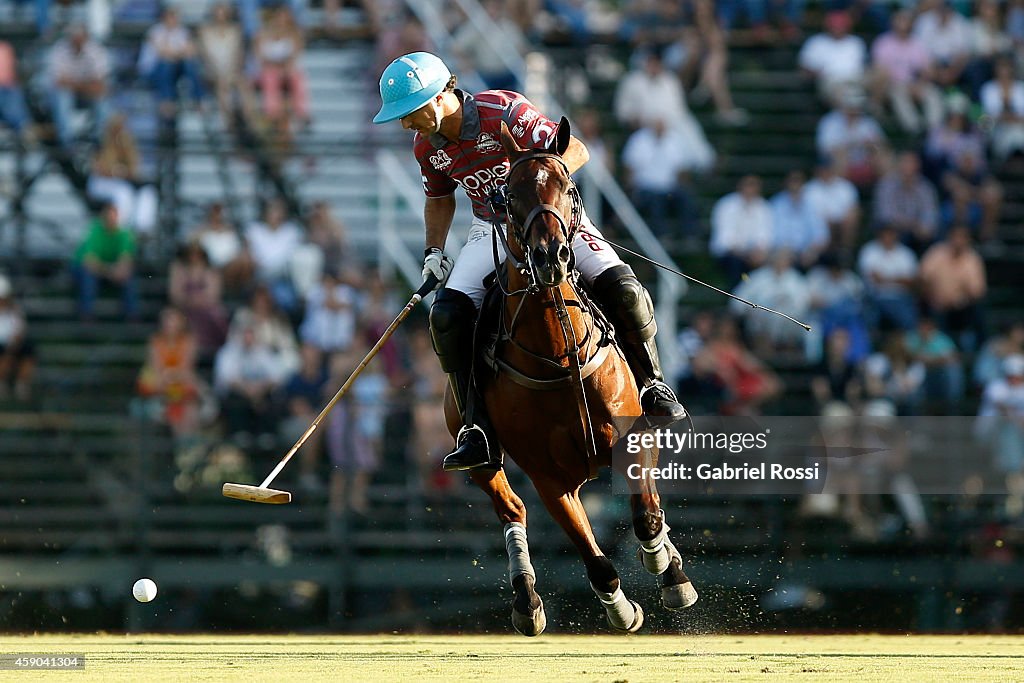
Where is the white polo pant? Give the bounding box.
[446,208,624,307]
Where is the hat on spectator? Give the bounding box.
[1004,354,1024,378]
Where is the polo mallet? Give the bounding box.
[222,274,439,504]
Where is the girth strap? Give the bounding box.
[483,341,612,392]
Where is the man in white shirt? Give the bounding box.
[912,1,972,88]
[798,10,866,104]
[246,198,304,313]
[621,117,698,239]
[614,49,715,171]
[732,250,811,354]
[48,23,111,147]
[214,325,287,438]
[710,175,773,286]
[817,88,888,188]
[804,156,861,255]
[857,224,919,331]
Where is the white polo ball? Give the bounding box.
[132,578,158,603]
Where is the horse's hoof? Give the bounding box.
[512,602,546,637]
[662,581,699,610]
[608,600,644,634]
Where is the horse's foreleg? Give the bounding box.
[470,468,545,636]
[630,488,698,611]
[539,487,643,633]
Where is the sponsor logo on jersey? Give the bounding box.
[475,132,502,154]
[429,149,452,170]
[517,109,539,125]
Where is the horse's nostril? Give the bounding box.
[558,244,571,263]
[532,246,548,267]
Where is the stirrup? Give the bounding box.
[442,425,495,472]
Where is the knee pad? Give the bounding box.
[591,265,657,343]
[429,288,478,374]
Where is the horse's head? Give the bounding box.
[500,117,581,288]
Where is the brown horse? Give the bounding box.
[444,118,698,635]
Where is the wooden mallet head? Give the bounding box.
[222,483,292,504]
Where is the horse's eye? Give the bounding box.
[505,192,516,203]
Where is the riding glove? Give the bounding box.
[422,247,454,290]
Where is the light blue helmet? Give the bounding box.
[373,52,452,124]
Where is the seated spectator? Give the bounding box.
[191,203,252,290]
[0,41,31,141]
[872,151,940,253]
[72,202,138,320]
[169,242,228,357]
[300,270,358,354]
[306,201,351,272]
[87,114,158,237]
[812,328,863,410]
[326,345,387,515]
[975,354,1024,476]
[980,56,1024,163]
[1010,0,1024,51]
[695,315,783,416]
[816,87,888,188]
[769,169,829,269]
[967,0,1012,99]
[710,175,773,287]
[798,10,866,104]
[255,6,311,135]
[614,48,715,171]
[214,324,286,441]
[975,321,1024,388]
[229,285,300,378]
[246,198,304,312]
[868,10,942,135]
[732,250,811,357]
[279,344,329,491]
[913,1,972,89]
[0,273,35,401]
[137,307,201,438]
[48,24,110,148]
[940,146,1003,244]
[451,0,523,91]
[238,0,306,40]
[857,224,918,332]
[804,156,860,255]
[903,315,965,414]
[863,334,926,416]
[805,252,868,363]
[919,225,986,352]
[621,117,698,241]
[142,7,205,119]
[198,2,255,129]
[922,100,986,187]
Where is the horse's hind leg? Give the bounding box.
[470,468,546,636]
[539,487,643,633]
[631,491,699,611]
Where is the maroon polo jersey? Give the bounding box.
[413,89,560,223]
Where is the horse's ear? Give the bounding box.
[500,121,524,160]
[547,116,571,156]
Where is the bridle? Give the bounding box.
[483,151,607,471]
[488,152,584,296]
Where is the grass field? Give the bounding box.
[2,634,1023,681]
